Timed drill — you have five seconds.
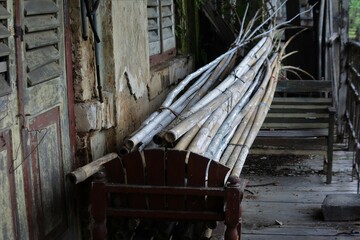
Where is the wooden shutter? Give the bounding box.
[161,0,175,52]
[24,0,62,86]
[147,0,175,57]
[0,1,11,97]
[148,0,161,56]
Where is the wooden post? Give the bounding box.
[327,107,336,184]
[224,176,247,240]
[91,171,107,240]
[338,0,349,141]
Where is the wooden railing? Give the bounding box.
[346,41,360,192]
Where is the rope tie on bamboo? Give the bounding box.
[159,106,179,117]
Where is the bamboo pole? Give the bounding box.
[225,108,258,170]
[205,64,266,158]
[187,102,229,155]
[164,46,273,143]
[218,110,254,165]
[230,56,281,177]
[68,153,119,184]
[174,117,209,150]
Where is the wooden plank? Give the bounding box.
[0,61,7,73]
[207,160,229,211]
[266,113,329,119]
[264,117,329,124]
[122,151,146,209]
[241,235,352,240]
[244,226,342,236]
[270,105,330,110]
[253,138,327,150]
[0,43,10,57]
[187,152,209,211]
[276,80,332,93]
[25,15,59,33]
[26,46,60,72]
[257,129,328,138]
[250,149,326,156]
[261,123,329,129]
[24,1,59,16]
[166,150,186,210]
[272,97,332,105]
[0,23,10,38]
[25,31,58,50]
[103,158,126,208]
[0,5,10,20]
[238,151,358,240]
[27,62,62,86]
[0,75,10,97]
[144,149,165,210]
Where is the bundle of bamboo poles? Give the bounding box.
[121,1,304,178]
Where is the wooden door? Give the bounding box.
[17,0,76,239]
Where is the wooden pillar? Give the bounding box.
[338,0,350,141]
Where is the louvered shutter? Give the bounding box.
[0,1,11,97]
[148,0,161,55]
[147,0,175,57]
[24,0,62,86]
[161,0,175,52]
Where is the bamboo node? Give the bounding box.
[231,72,245,83]
[159,106,179,117]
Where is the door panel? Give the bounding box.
[0,130,18,240]
[28,107,68,239]
[18,0,75,239]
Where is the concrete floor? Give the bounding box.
[238,151,360,240]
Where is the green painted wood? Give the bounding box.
[26,46,60,72]
[0,43,10,57]
[0,75,11,97]
[0,23,10,39]
[24,1,59,16]
[25,15,60,33]
[27,62,62,86]
[25,31,58,50]
[0,5,10,20]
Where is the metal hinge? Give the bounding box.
[15,26,23,41]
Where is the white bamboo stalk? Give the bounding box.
[174,116,209,150]
[161,46,242,108]
[205,64,266,158]
[153,37,270,146]
[211,55,277,160]
[177,37,272,122]
[164,41,275,144]
[219,109,254,165]
[164,71,255,143]
[230,57,281,176]
[125,88,196,150]
[225,108,258,170]
[212,125,237,161]
[187,101,229,154]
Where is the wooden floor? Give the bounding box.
[237,151,360,240]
